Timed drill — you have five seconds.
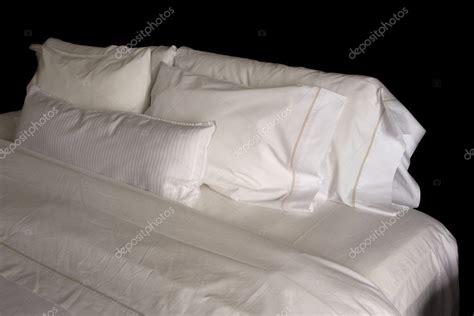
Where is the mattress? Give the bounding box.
[0,139,458,315]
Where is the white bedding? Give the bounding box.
[0,139,458,315]
[196,187,459,315]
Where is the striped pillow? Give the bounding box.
[16,86,215,206]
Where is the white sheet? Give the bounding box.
[0,276,70,315]
[0,140,458,315]
[195,186,459,315]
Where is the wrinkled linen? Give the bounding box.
[195,187,459,316]
[0,276,70,315]
[0,140,458,315]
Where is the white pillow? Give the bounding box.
[29,38,176,113]
[15,86,216,206]
[174,47,425,213]
[146,64,346,212]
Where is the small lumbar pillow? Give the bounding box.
[16,85,216,206]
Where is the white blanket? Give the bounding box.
[0,140,458,315]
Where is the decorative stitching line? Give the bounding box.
[351,108,385,207]
[281,88,322,211]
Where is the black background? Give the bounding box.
[2,1,472,314]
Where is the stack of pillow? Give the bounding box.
[11,38,425,213]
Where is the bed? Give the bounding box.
[0,139,458,315]
[0,38,459,315]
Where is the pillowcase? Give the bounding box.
[44,38,177,81]
[174,47,425,213]
[29,38,176,113]
[16,85,216,206]
[146,64,346,212]
[0,111,21,142]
